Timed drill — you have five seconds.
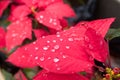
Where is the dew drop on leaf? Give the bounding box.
[66,46,70,49]
[54,45,60,49]
[40,57,45,61]
[43,46,49,50]
[57,67,61,70]
[35,56,38,60]
[53,57,59,63]
[68,38,73,41]
[35,47,39,50]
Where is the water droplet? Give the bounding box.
[54,45,59,49]
[56,34,60,37]
[42,36,45,38]
[24,48,27,50]
[22,55,25,58]
[35,47,39,50]
[53,22,57,25]
[48,57,51,60]
[43,46,48,50]
[63,55,67,58]
[35,56,38,60]
[49,18,53,23]
[47,40,50,43]
[57,67,60,70]
[51,49,55,52]
[53,58,59,63]
[68,38,73,41]
[56,32,60,35]
[40,15,44,19]
[60,38,63,41]
[12,34,17,37]
[53,40,56,43]
[40,57,45,61]
[33,42,36,44]
[100,41,103,45]
[66,46,70,49]
[16,21,19,24]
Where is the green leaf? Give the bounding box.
[1,69,14,80]
[22,68,38,79]
[105,28,120,40]
[0,20,11,28]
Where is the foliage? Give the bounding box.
[0,0,120,80]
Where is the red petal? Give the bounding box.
[59,18,68,28]
[76,18,115,37]
[35,11,62,30]
[7,27,93,73]
[0,0,10,17]
[6,18,32,51]
[7,47,37,67]
[8,5,31,21]
[14,0,24,4]
[14,70,27,80]
[38,0,63,8]
[84,28,108,62]
[46,2,76,18]
[33,29,49,39]
[34,70,89,80]
[0,27,6,48]
[17,0,38,7]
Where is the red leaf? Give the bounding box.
[38,0,63,8]
[84,28,109,62]
[14,70,27,80]
[0,0,10,17]
[8,5,31,21]
[33,29,49,39]
[59,18,68,28]
[17,0,38,7]
[45,2,76,18]
[6,17,32,51]
[7,27,94,73]
[0,27,6,48]
[34,70,89,80]
[7,47,37,67]
[35,11,62,30]
[76,18,115,37]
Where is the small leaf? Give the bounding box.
[22,68,38,79]
[1,69,14,80]
[6,17,32,51]
[106,28,120,40]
